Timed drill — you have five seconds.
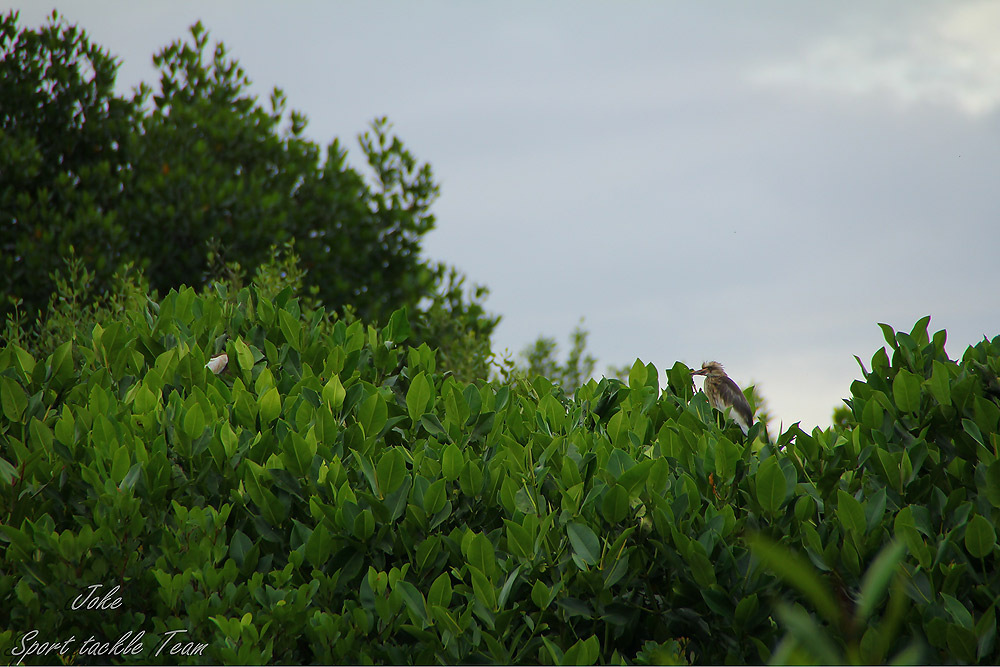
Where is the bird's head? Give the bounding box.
[690,361,726,377]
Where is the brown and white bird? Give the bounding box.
[690,361,753,434]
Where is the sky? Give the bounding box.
[10,2,1000,431]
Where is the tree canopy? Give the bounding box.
[1,11,495,364]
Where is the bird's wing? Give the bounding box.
[718,375,753,433]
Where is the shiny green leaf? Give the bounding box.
[567,522,600,566]
[964,514,996,558]
[407,372,431,422]
[258,386,282,425]
[1,377,27,422]
[755,456,786,515]
[892,369,921,414]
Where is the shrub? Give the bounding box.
[0,286,997,664]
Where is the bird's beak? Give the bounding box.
[689,367,708,376]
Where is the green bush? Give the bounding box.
[1,280,998,664]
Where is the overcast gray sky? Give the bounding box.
[11,2,1000,430]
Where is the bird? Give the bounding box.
[690,361,753,434]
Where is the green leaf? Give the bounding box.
[29,417,54,453]
[441,443,463,482]
[358,392,387,438]
[505,520,532,560]
[355,453,378,496]
[862,397,884,431]
[111,446,130,485]
[182,401,206,439]
[277,309,302,349]
[976,607,996,658]
[8,345,35,379]
[258,386,282,425]
[607,410,629,449]
[133,384,157,413]
[49,340,75,386]
[443,381,470,430]
[940,593,973,629]
[305,524,335,567]
[455,458,477,497]
[470,566,496,611]
[963,419,985,447]
[567,522,600,567]
[0,525,35,560]
[1,377,27,422]
[407,372,432,422]
[964,514,996,559]
[985,462,1000,508]
[220,421,238,458]
[353,509,375,541]
[229,530,253,567]
[735,594,760,627]
[755,456,786,515]
[892,369,921,414]
[617,459,654,494]
[54,407,76,447]
[856,540,906,623]
[284,432,316,478]
[497,564,522,610]
[600,485,630,524]
[429,605,462,636]
[420,414,450,440]
[423,478,446,515]
[0,457,18,486]
[375,448,406,498]
[428,573,452,608]
[395,581,427,624]
[946,625,977,664]
[684,543,717,588]
[383,307,411,344]
[466,532,496,579]
[877,323,898,350]
[628,359,647,388]
[865,487,887,533]
[322,375,346,410]
[542,637,564,666]
[928,361,952,407]
[749,535,841,626]
[563,635,599,666]
[774,602,843,665]
[233,337,255,375]
[837,490,866,536]
[531,580,553,609]
[909,315,931,345]
[123,463,142,491]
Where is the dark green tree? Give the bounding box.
[1,10,135,319]
[1,12,496,361]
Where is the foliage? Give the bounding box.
[2,281,998,664]
[2,15,999,666]
[413,266,499,384]
[0,10,134,321]
[0,11,496,356]
[2,249,148,362]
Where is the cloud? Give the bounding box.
[748,2,1000,116]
